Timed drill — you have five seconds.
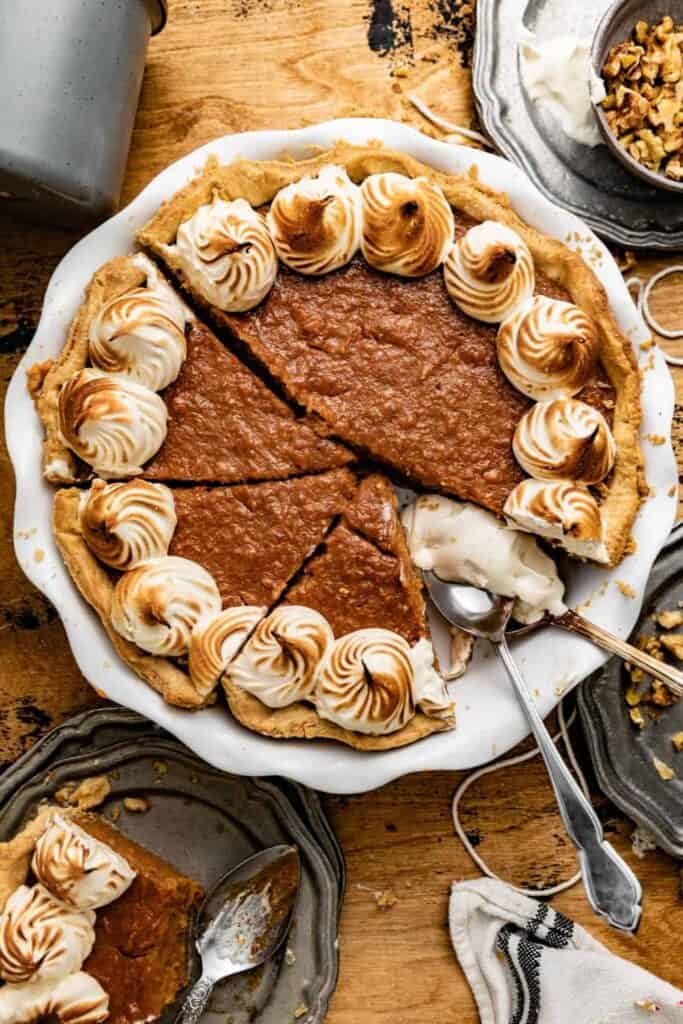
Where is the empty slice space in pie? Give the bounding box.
[144,318,352,482]
[224,474,450,750]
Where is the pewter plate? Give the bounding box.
[579,524,683,858]
[0,708,343,1024]
[473,0,683,249]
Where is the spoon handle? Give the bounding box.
[176,975,215,1024]
[557,610,683,697]
[496,637,642,933]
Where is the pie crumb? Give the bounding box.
[616,580,636,599]
[153,760,168,776]
[639,339,655,351]
[294,1004,309,1019]
[668,485,677,497]
[56,776,111,810]
[375,888,399,910]
[285,947,296,965]
[634,999,661,1013]
[629,707,645,728]
[661,633,683,661]
[644,434,666,446]
[656,609,683,629]
[653,756,675,781]
[673,732,683,752]
[123,797,150,814]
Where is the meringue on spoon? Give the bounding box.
[402,496,683,696]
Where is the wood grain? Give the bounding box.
[1,1,682,1020]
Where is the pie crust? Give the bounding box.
[138,142,643,567]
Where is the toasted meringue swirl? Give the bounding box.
[32,814,136,911]
[79,478,176,571]
[172,196,277,312]
[110,556,221,657]
[409,638,455,725]
[497,296,600,400]
[0,884,95,984]
[504,479,606,562]
[189,605,266,698]
[229,605,333,708]
[58,368,167,478]
[0,971,109,1024]
[360,173,454,277]
[314,628,415,735]
[266,165,362,274]
[443,221,535,323]
[88,270,188,391]
[513,398,616,484]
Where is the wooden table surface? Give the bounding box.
[2,2,683,1020]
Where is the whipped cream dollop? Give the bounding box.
[79,478,177,571]
[401,495,566,624]
[0,971,109,1024]
[171,196,278,312]
[266,165,362,274]
[110,555,221,657]
[0,884,95,984]
[513,397,616,484]
[504,479,608,563]
[360,172,454,277]
[189,605,266,698]
[58,368,168,479]
[314,628,416,735]
[497,295,600,400]
[409,638,456,724]
[520,31,604,148]
[229,605,334,708]
[88,261,189,392]
[443,221,535,323]
[32,815,136,912]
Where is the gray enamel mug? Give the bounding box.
[0,0,166,228]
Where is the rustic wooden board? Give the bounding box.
[1,1,682,1019]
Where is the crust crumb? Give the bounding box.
[25,359,53,399]
[644,433,666,445]
[616,580,636,598]
[653,756,675,781]
[55,776,111,810]
[123,797,150,814]
[672,731,683,752]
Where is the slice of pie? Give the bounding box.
[28,253,351,485]
[53,468,356,707]
[224,475,453,750]
[0,805,202,1024]
[138,143,642,567]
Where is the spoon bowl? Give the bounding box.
[177,845,300,1023]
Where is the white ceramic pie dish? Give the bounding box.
[5,118,678,794]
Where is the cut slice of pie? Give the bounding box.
[143,317,353,482]
[53,468,357,707]
[28,253,352,485]
[224,474,452,750]
[0,807,203,1024]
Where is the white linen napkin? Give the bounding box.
[450,878,683,1024]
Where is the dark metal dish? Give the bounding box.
[473,0,683,248]
[579,523,683,858]
[0,708,343,1024]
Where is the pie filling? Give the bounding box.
[30,147,642,748]
[0,810,202,1024]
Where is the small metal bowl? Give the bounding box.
[591,0,683,194]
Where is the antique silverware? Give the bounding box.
[424,571,643,933]
[177,845,301,1024]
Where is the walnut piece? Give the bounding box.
[601,17,683,180]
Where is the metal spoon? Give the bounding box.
[507,607,683,697]
[177,844,301,1024]
[424,571,643,933]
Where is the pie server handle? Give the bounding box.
[497,637,643,933]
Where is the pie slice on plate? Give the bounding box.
[0,803,202,1024]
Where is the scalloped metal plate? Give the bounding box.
[0,708,343,1024]
[473,0,683,249]
[579,523,683,858]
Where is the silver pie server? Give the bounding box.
[177,844,301,1024]
[423,571,643,933]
